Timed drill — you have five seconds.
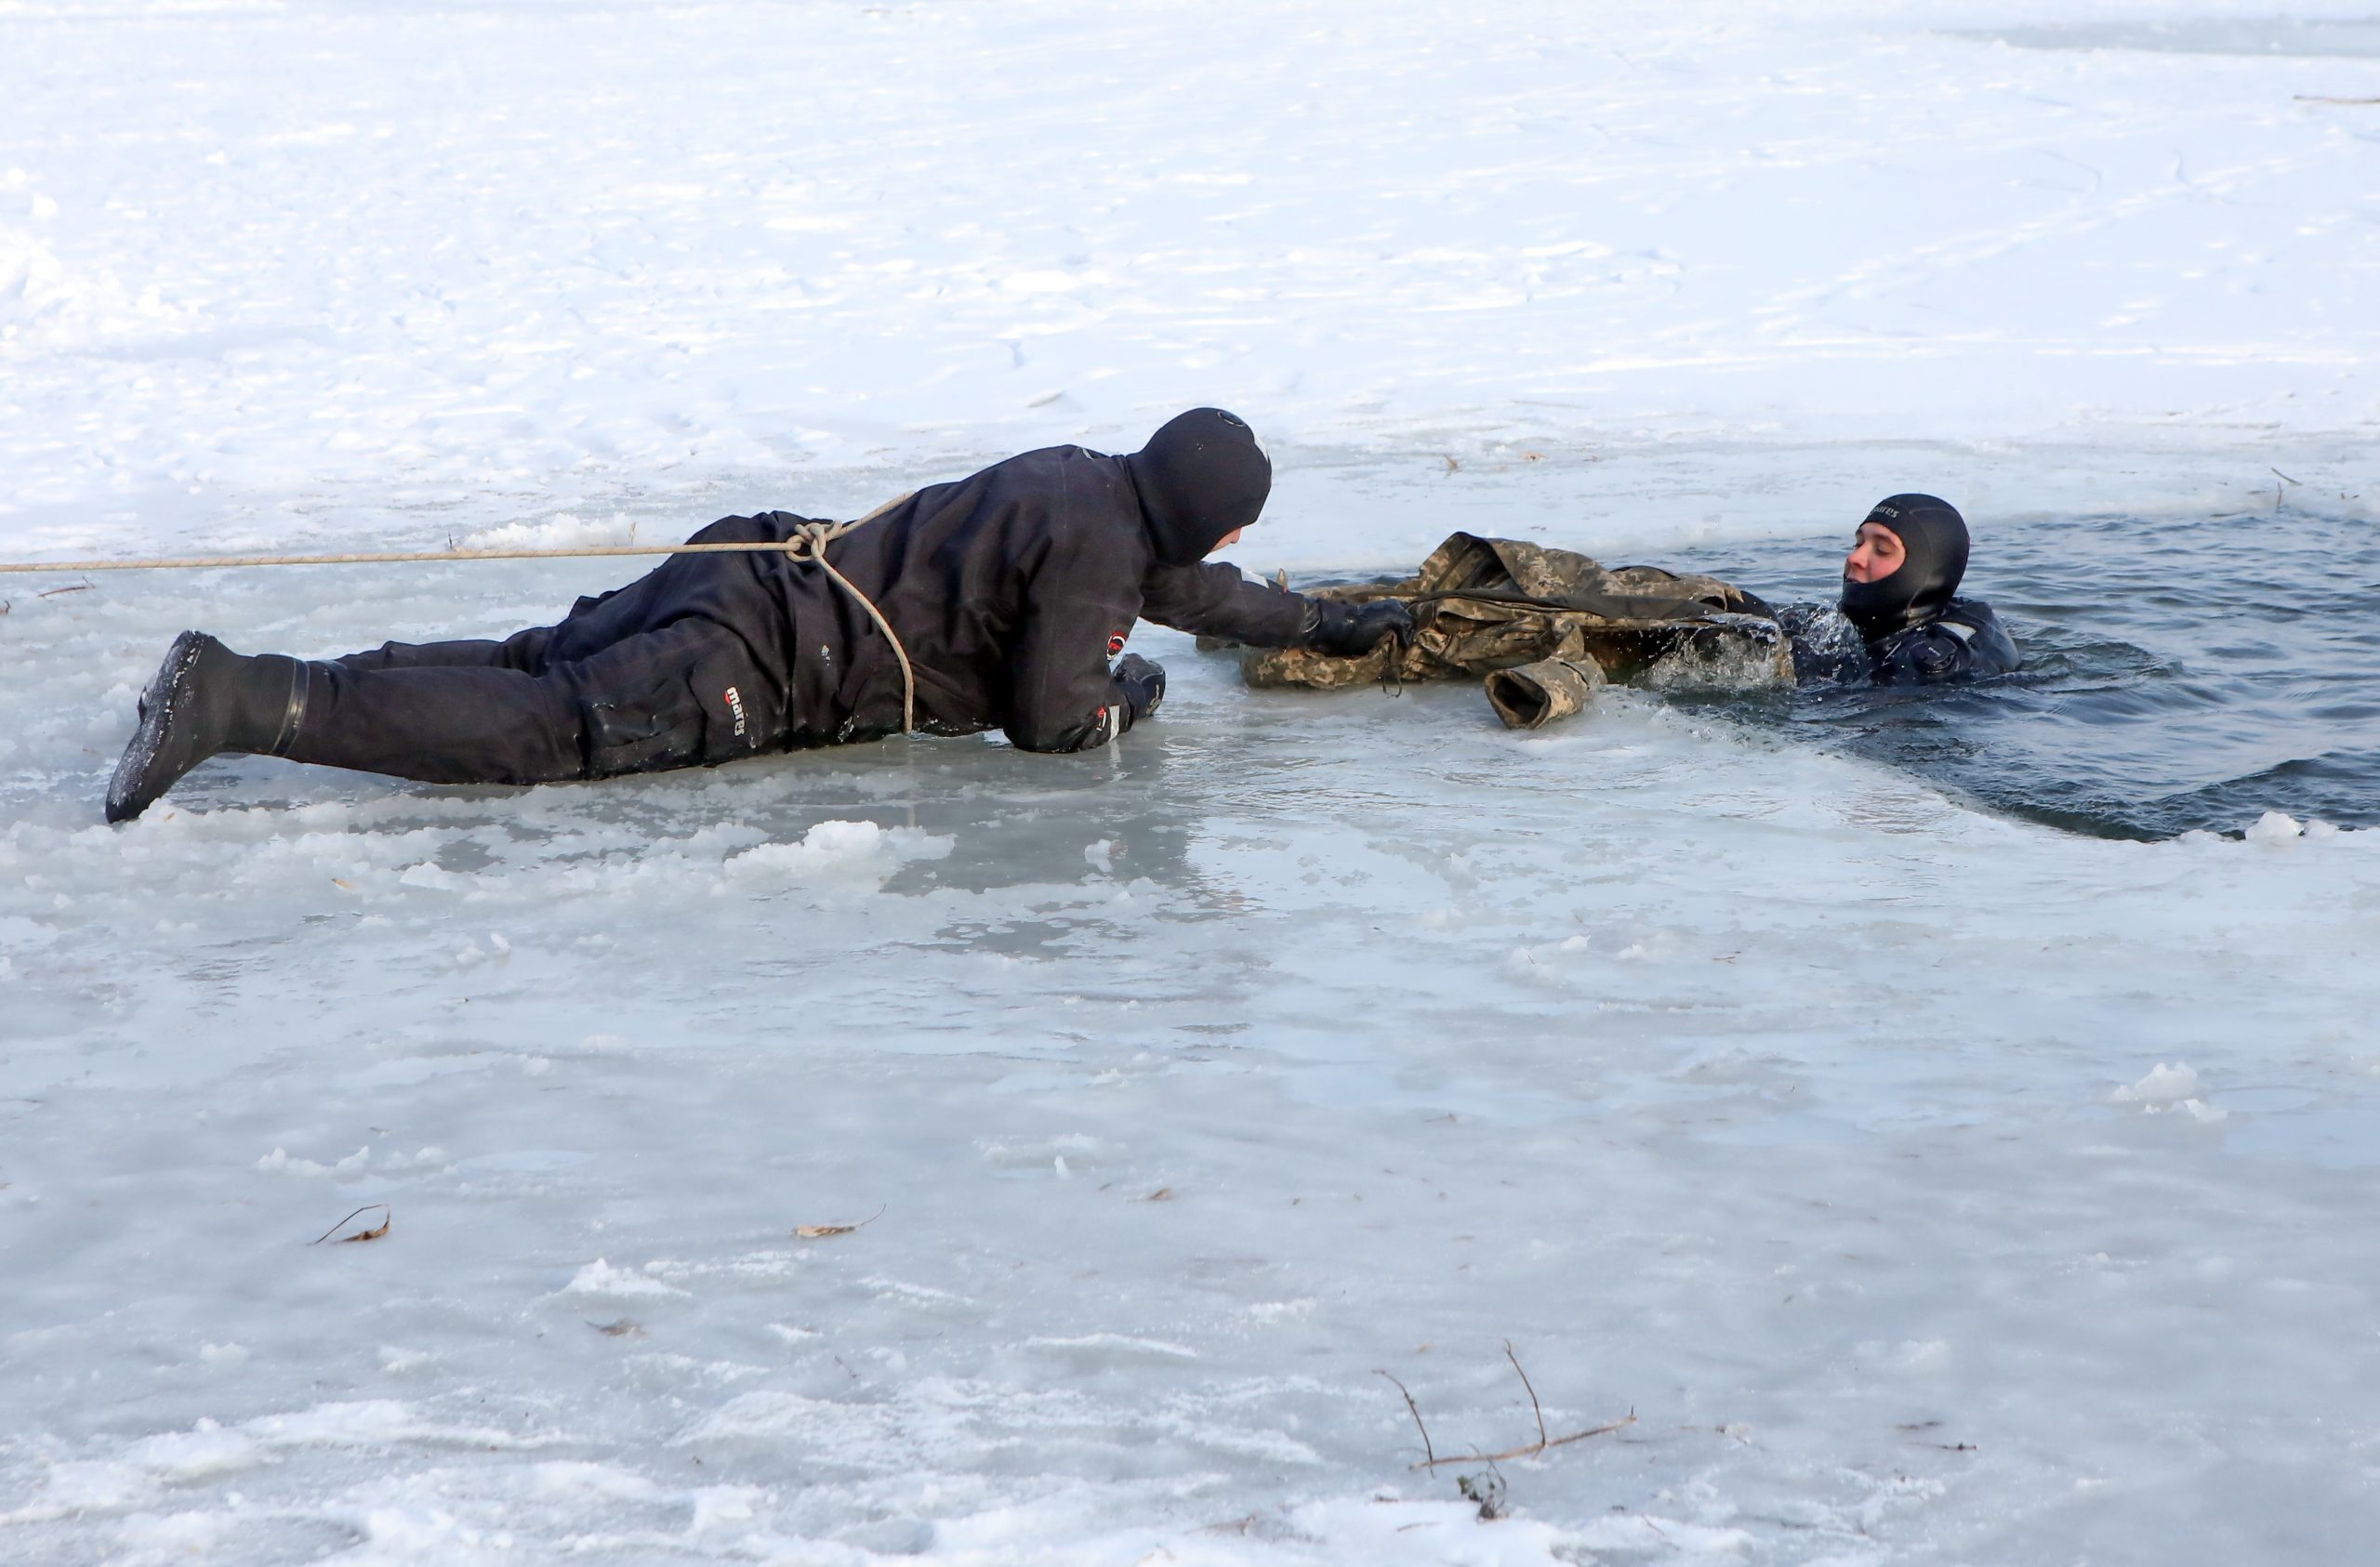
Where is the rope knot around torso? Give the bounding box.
[782,501,918,735]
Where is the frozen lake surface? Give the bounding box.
[7,462,2376,1566]
[4,2,2378,1563]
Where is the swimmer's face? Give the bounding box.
[1844,520,1906,585]
[1209,527,1245,553]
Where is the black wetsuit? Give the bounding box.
[1865,597,2019,684]
[1779,596,2019,687]
[288,444,1313,786]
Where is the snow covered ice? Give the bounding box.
[4,1,2379,1562]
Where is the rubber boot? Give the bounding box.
[106,632,310,823]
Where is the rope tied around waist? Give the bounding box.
[779,504,918,735]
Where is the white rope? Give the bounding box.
[0,541,840,572]
[0,493,925,732]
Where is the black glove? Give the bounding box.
[1302,597,1417,658]
[1112,652,1167,722]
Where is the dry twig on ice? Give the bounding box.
[795,1202,886,1239]
[1374,1368,1436,1467]
[1412,1412,1638,1468]
[311,1204,391,1244]
[1386,1341,1637,1470]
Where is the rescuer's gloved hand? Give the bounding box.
[1302,597,1417,658]
[1113,652,1167,721]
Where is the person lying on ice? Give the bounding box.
[105,408,1417,823]
[1784,492,2020,685]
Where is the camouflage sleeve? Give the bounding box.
[1136,560,1309,648]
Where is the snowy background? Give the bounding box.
[3,1,2377,1562]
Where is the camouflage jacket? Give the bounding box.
[1229,533,1793,721]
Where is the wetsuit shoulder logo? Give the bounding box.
[1107,630,1129,656]
[724,685,748,737]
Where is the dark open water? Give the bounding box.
[1674,510,2379,841]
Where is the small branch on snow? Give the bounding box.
[311,1203,391,1244]
[794,1201,886,1239]
[1503,1338,1547,1448]
[1374,1369,1436,1467]
[1382,1343,1634,1471]
[1411,1413,1637,1468]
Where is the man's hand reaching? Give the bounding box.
[1302,598,1417,658]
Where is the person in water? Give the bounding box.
[1787,493,2019,685]
[104,408,1415,822]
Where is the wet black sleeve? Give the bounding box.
[1005,546,1146,755]
[1871,605,2020,685]
[1136,560,1310,648]
[1871,625,1977,685]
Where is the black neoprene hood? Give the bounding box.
[1840,493,1969,639]
[1123,408,1272,566]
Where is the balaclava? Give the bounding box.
[1839,493,1969,639]
[1122,408,1272,566]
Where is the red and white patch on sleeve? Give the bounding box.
[1106,629,1129,656]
